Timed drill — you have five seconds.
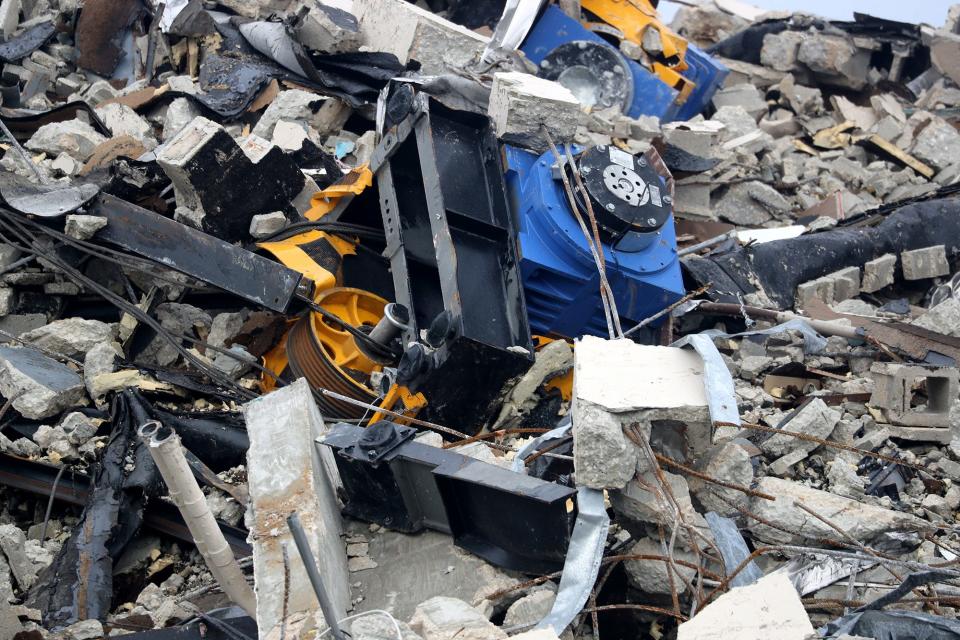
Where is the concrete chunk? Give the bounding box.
[869,362,958,431]
[95,103,158,150]
[20,318,117,359]
[0,524,37,591]
[624,537,698,595]
[901,245,950,280]
[352,0,487,75]
[747,477,929,546]
[910,116,960,171]
[677,573,813,640]
[243,378,349,638]
[711,83,767,120]
[25,119,108,162]
[248,211,288,239]
[155,116,305,241]
[64,214,107,241]
[0,346,85,419]
[861,253,896,292]
[408,597,506,640]
[761,398,841,458]
[489,72,581,151]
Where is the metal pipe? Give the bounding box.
[367,303,409,346]
[678,231,737,258]
[286,512,346,640]
[138,420,257,617]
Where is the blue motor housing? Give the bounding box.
[505,145,685,338]
[521,5,727,123]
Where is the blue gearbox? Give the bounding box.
[505,144,686,338]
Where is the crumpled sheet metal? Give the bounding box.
[511,420,607,635]
[1,102,112,142]
[0,20,57,63]
[0,172,100,217]
[820,609,960,640]
[705,512,763,588]
[536,487,609,635]
[671,332,741,426]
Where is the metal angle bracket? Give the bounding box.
[319,422,576,575]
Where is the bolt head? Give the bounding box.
[647,218,657,226]
[663,195,673,204]
[606,203,615,211]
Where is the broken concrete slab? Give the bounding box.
[910,116,960,171]
[352,0,487,75]
[714,181,791,226]
[0,345,85,419]
[64,214,108,241]
[243,378,350,638]
[676,572,813,640]
[711,83,767,120]
[248,211,288,239]
[489,72,581,151]
[0,524,37,591]
[796,33,871,90]
[747,477,930,546]
[912,297,960,337]
[251,89,324,139]
[20,317,117,359]
[901,245,950,280]
[759,400,840,460]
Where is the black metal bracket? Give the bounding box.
[319,422,576,575]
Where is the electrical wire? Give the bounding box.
[256,220,387,244]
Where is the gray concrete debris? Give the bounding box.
[796,33,871,90]
[64,214,107,241]
[901,245,950,280]
[63,619,103,640]
[493,338,571,429]
[292,0,362,54]
[95,103,158,150]
[0,345,85,419]
[690,441,753,515]
[0,524,37,591]
[760,399,841,458]
[24,118,108,162]
[82,340,120,399]
[251,89,324,139]
[502,589,555,629]
[623,537,698,595]
[350,614,423,640]
[248,211,288,239]
[869,363,959,434]
[161,97,202,142]
[711,83,767,120]
[208,311,248,350]
[352,0,487,75]
[714,181,791,226]
[20,317,118,359]
[912,297,960,337]
[748,477,930,546]
[408,597,507,640]
[243,378,350,638]
[910,115,960,171]
[489,72,581,151]
[676,572,813,640]
[861,253,897,293]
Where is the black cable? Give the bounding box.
[296,294,400,360]
[256,220,386,244]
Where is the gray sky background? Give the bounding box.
[658,1,950,27]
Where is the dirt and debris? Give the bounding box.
[0,1,959,639]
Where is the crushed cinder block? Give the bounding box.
[0,346,85,419]
[243,378,350,638]
[352,0,487,75]
[489,72,581,151]
[869,363,959,439]
[155,116,305,241]
[901,245,950,280]
[861,253,896,292]
[747,477,929,546]
[676,573,813,640]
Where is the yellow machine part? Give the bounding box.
[257,230,357,295]
[305,165,374,221]
[580,0,694,98]
[369,384,428,426]
[533,335,574,402]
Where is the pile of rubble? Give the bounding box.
[1,1,960,639]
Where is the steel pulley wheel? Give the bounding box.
[286,288,388,419]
